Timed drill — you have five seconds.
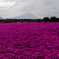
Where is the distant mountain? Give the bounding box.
[11,12,39,19]
[0,17,3,19]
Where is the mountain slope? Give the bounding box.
[11,12,39,19]
[0,17,3,19]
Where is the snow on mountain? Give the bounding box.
[11,12,39,19]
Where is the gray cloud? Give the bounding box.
[0,0,59,18]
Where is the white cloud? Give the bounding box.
[0,0,15,10]
[0,1,15,7]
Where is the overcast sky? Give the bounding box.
[0,0,59,18]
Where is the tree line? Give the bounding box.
[0,16,59,23]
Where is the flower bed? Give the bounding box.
[0,22,59,59]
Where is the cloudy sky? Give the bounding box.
[0,0,59,18]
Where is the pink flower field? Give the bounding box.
[0,22,59,59]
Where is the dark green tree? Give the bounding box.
[43,17,50,22]
[50,16,58,22]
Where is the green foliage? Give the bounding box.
[43,17,49,22]
[0,16,59,23]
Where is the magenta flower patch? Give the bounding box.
[0,22,59,59]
